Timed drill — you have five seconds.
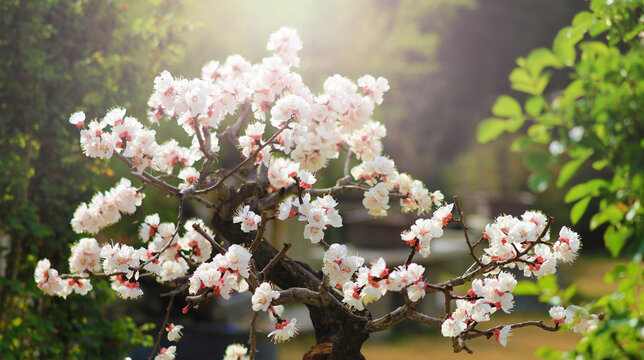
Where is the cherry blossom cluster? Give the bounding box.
[481,211,582,277]
[154,346,176,360]
[251,282,281,312]
[166,323,184,342]
[549,305,599,334]
[188,245,251,299]
[441,271,517,338]
[35,259,92,298]
[354,158,443,216]
[267,157,316,191]
[342,261,428,310]
[272,193,343,244]
[400,203,454,258]
[71,178,144,234]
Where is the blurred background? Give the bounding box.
[2,0,630,359]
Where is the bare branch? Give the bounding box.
[250,214,274,253]
[137,201,184,271]
[453,196,483,267]
[148,294,175,360]
[259,243,292,280]
[192,222,227,255]
[274,287,323,307]
[407,310,442,326]
[365,305,410,332]
[249,311,258,360]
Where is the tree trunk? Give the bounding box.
[209,185,371,359]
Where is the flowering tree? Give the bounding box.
[35,28,594,360]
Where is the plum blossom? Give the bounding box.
[69,237,102,274]
[252,282,280,312]
[268,318,299,343]
[494,326,512,346]
[166,323,183,342]
[154,346,176,360]
[223,343,249,360]
[233,205,261,233]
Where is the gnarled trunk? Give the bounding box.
[209,185,370,359]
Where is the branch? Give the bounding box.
[274,287,323,307]
[365,305,410,332]
[192,222,227,255]
[250,214,274,253]
[453,196,483,267]
[113,151,215,207]
[259,243,292,280]
[147,294,175,360]
[137,200,184,271]
[461,320,559,341]
[194,117,294,195]
[406,310,442,327]
[344,150,353,177]
[217,102,251,144]
[249,311,258,360]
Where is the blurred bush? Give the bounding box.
[0,0,186,358]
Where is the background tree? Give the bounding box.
[0,0,185,358]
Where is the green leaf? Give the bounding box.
[511,136,533,152]
[524,152,550,171]
[557,153,591,188]
[505,117,525,132]
[514,280,540,295]
[525,96,546,116]
[590,204,624,230]
[477,118,506,143]
[562,283,578,301]
[592,159,608,170]
[528,168,552,193]
[572,11,594,31]
[571,196,591,224]
[564,179,607,203]
[553,26,584,66]
[604,226,632,257]
[525,48,562,72]
[604,264,628,284]
[492,95,522,117]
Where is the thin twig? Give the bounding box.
[259,243,292,281]
[453,196,483,267]
[249,311,258,360]
[160,283,189,297]
[137,201,184,271]
[147,294,175,360]
[250,214,274,253]
[192,223,227,255]
[404,240,417,267]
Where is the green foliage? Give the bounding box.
[479,0,644,358]
[0,0,185,357]
[536,262,644,360]
[478,0,643,256]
